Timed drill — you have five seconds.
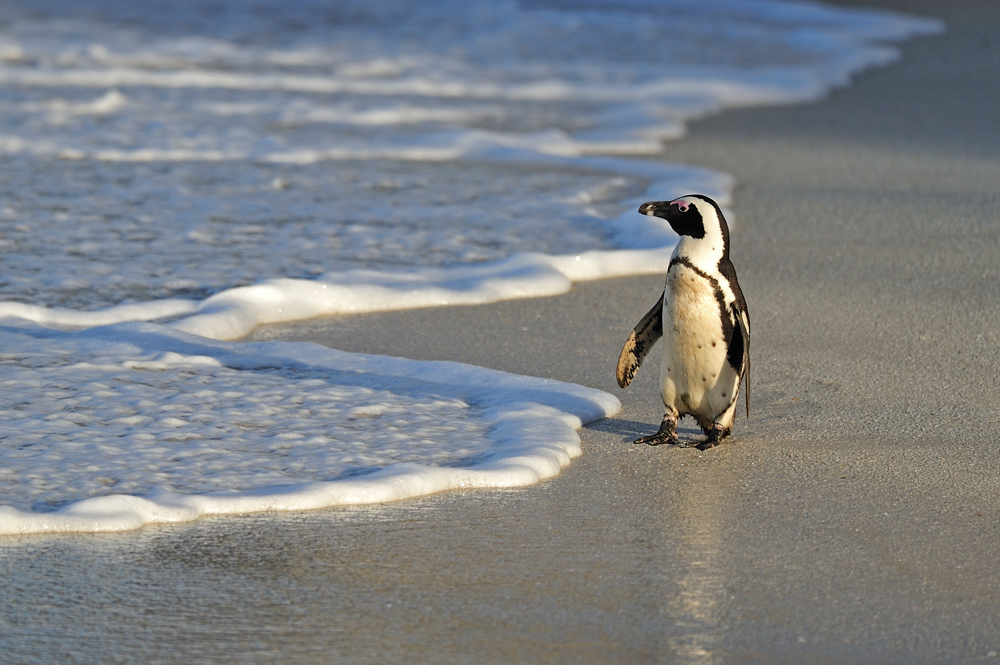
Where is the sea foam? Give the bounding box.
[0,320,618,534]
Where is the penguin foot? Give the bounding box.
[633,414,678,446]
[696,426,728,451]
[634,432,679,446]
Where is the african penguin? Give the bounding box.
[616,194,750,450]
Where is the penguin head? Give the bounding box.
[638,194,730,263]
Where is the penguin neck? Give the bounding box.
[672,229,726,273]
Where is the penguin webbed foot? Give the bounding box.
[696,425,728,451]
[634,431,680,446]
[633,414,679,446]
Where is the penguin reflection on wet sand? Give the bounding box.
[616,194,750,450]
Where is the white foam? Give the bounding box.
[0,299,198,329]
[172,249,677,340]
[0,321,619,534]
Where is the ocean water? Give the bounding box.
[0,0,940,533]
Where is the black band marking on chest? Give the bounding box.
[668,256,742,373]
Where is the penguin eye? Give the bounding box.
[675,202,689,213]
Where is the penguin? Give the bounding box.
[616,194,750,450]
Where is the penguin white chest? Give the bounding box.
[660,263,732,418]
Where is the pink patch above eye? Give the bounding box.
[671,200,689,212]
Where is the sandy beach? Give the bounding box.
[3,0,999,662]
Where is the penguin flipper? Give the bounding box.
[616,293,664,388]
[735,308,750,418]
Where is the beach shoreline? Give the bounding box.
[4,1,1000,662]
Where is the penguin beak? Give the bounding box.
[638,201,673,218]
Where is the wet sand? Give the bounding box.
[3,1,1000,662]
